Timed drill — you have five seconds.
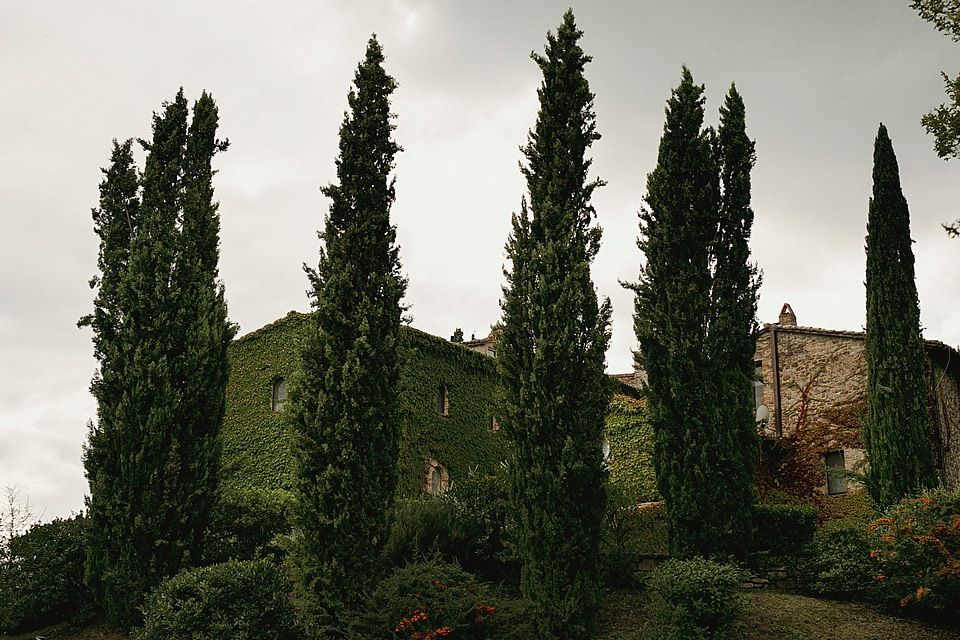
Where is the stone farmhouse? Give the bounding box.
[753,303,960,494]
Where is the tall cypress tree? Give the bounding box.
[708,84,760,558]
[81,90,231,628]
[497,11,611,639]
[863,124,938,507]
[287,36,405,638]
[630,69,758,559]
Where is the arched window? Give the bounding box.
[436,385,449,416]
[272,378,287,412]
[425,458,449,495]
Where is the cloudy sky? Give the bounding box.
[2,0,959,521]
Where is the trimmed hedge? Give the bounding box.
[649,557,743,639]
[751,503,817,557]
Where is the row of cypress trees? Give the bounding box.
[80,10,941,639]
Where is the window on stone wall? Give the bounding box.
[825,450,847,495]
[425,458,449,495]
[753,360,764,409]
[272,378,287,412]
[436,385,449,416]
[488,415,499,431]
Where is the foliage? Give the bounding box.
[910,1,960,231]
[863,124,938,508]
[203,486,294,564]
[629,68,759,560]
[81,89,233,629]
[750,504,817,558]
[599,485,655,588]
[134,558,301,640]
[648,557,744,640]
[443,467,518,583]
[605,396,658,503]
[869,488,960,617]
[223,313,504,498]
[287,36,406,638]
[366,557,496,640]
[0,515,94,634]
[797,519,876,599]
[496,11,611,639]
[384,496,469,569]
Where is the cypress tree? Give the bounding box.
[630,69,758,559]
[863,124,938,507]
[81,90,231,628]
[708,84,761,558]
[497,11,612,639]
[287,36,405,638]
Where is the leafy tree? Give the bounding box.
[287,36,406,638]
[629,68,759,560]
[910,0,960,233]
[863,124,938,507]
[81,90,232,628]
[497,11,612,639]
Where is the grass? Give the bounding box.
[4,589,959,639]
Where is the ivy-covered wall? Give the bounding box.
[220,311,506,497]
[605,395,658,502]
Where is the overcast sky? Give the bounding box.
[2,0,959,522]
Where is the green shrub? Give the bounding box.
[632,501,669,556]
[648,557,743,639]
[384,496,470,567]
[366,556,496,640]
[600,484,649,588]
[869,488,960,617]
[444,468,519,584]
[798,519,876,599]
[751,503,817,557]
[135,558,300,640]
[203,486,293,564]
[0,514,93,633]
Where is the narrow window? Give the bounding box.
[425,459,449,495]
[272,378,287,412]
[825,450,847,495]
[488,415,500,431]
[436,385,449,416]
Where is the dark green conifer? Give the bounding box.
[630,69,759,559]
[709,84,761,558]
[82,90,231,628]
[287,36,405,638]
[497,11,612,639]
[863,124,938,507]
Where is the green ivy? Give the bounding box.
[220,312,505,497]
[605,395,658,503]
[222,314,654,501]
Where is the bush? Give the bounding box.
[648,557,743,639]
[203,486,294,564]
[869,488,960,617]
[366,556,496,640]
[0,514,93,633]
[600,484,650,588]
[384,496,470,568]
[798,519,876,599]
[135,558,300,640]
[751,503,817,558]
[444,468,518,584]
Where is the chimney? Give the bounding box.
[778,303,797,326]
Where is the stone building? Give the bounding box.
[754,303,960,493]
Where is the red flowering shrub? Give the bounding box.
[868,488,960,617]
[367,556,496,639]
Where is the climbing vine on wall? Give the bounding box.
[605,395,658,503]
[221,312,506,498]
